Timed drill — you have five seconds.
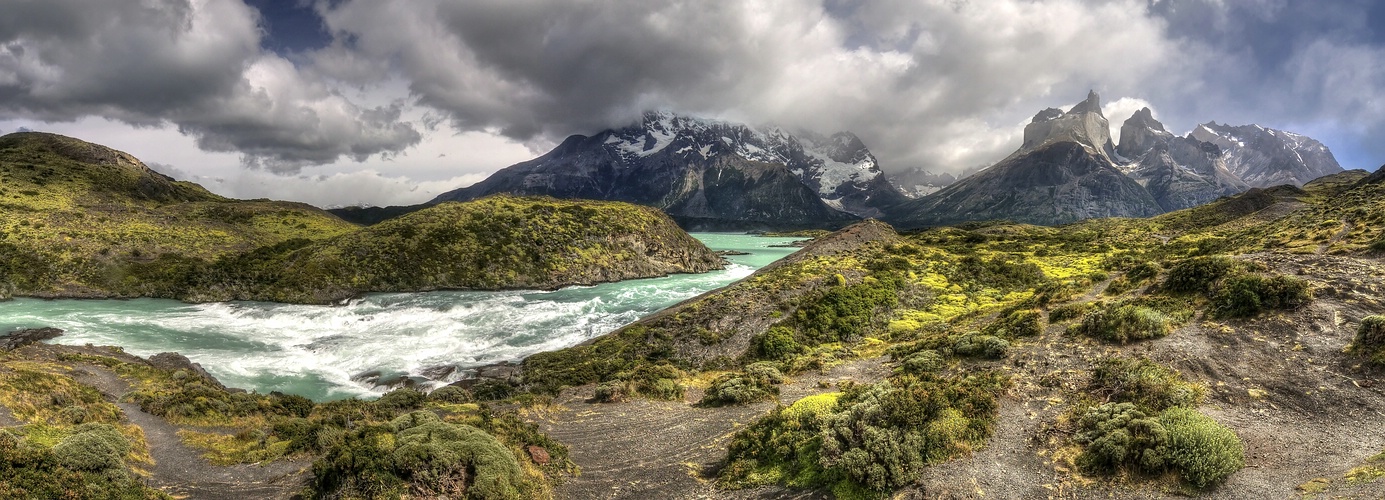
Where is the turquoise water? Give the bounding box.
[0,233,802,400]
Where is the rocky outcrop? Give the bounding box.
[148,352,226,390]
[1190,122,1342,187]
[1019,90,1118,162]
[1116,107,1174,160]
[1,327,62,351]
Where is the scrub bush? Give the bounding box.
[1070,304,1171,343]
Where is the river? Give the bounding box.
[0,233,803,400]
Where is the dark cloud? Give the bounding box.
[0,0,418,172]
[4,0,1383,181]
[316,0,1182,172]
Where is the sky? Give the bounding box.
[2,0,1383,208]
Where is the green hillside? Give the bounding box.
[0,133,723,303]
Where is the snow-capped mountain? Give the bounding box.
[886,168,959,198]
[1117,108,1248,211]
[431,112,905,228]
[592,112,904,217]
[1189,122,1342,188]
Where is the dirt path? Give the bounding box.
[66,359,310,500]
[534,359,887,499]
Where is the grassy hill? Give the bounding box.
[0,133,723,303]
[494,168,1385,498]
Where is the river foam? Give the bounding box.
[1,234,797,400]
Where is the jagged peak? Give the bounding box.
[1066,90,1104,117]
[1125,107,1166,131]
[1031,108,1065,124]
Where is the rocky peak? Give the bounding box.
[1116,107,1175,159]
[1066,90,1104,116]
[1189,121,1343,187]
[1020,90,1117,162]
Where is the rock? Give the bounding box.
[450,362,522,390]
[1190,122,1342,187]
[0,327,63,350]
[0,281,12,301]
[147,352,225,390]
[527,445,551,465]
[1019,90,1118,162]
[716,250,751,256]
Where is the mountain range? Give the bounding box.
[342,92,1343,230]
[430,112,906,229]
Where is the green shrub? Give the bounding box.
[1163,256,1238,295]
[426,385,473,404]
[591,382,625,403]
[719,373,1007,494]
[1209,274,1311,318]
[51,423,129,472]
[818,373,1009,491]
[745,362,785,384]
[952,334,1009,359]
[311,418,535,500]
[1074,403,1168,474]
[470,380,518,401]
[1089,357,1205,412]
[1351,315,1385,364]
[1072,404,1244,488]
[793,273,903,344]
[699,364,784,407]
[0,429,161,499]
[983,309,1043,338]
[753,326,804,361]
[1159,407,1245,488]
[626,363,685,401]
[1070,304,1171,343]
[373,387,426,412]
[1048,302,1095,323]
[900,350,944,374]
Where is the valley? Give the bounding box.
[1,130,1383,500]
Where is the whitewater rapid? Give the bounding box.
[0,233,800,400]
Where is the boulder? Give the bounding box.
[0,327,62,350]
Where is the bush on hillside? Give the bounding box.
[51,423,129,473]
[1351,315,1385,364]
[1073,403,1244,488]
[1159,407,1245,488]
[698,364,784,407]
[311,414,534,500]
[1209,274,1311,318]
[983,309,1043,338]
[1162,256,1238,295]
[1070,304,1172,343]
[1088,357,1205,412]
[951,334,1010,359]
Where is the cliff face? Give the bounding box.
[889,142,1163,228]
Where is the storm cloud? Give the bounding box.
[1,0,1383,204]
[0,0,420,172]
